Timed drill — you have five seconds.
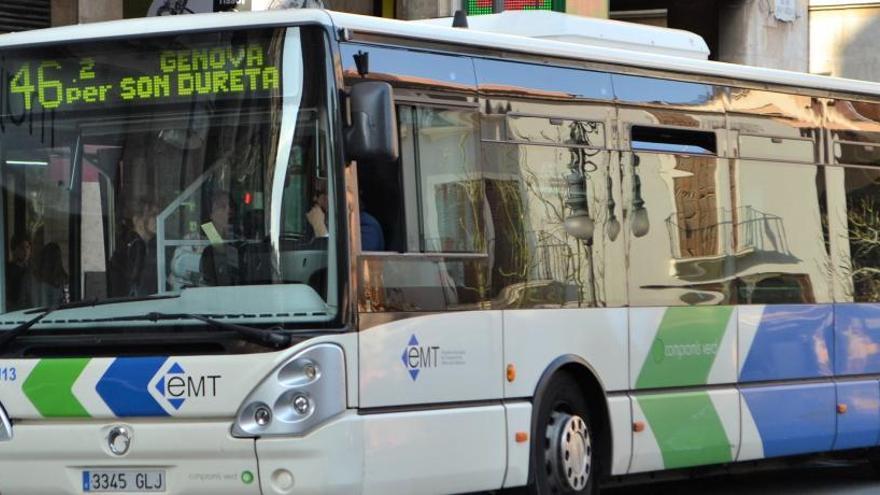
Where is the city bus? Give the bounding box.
[0,7,879,495]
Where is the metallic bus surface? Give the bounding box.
[1,8,880,495]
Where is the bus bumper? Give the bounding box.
[0,420,259,495]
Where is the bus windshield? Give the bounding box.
[0,26,338,328]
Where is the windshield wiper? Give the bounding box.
[92,312,292,349]
[0,310,53,352]
[0,294,180,354]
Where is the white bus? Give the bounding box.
[1,7,880,495]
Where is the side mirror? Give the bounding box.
[344,81,399,163]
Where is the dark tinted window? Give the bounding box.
[632,126,717,155]
[836,142,880,167]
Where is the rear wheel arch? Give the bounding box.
[529,355,612,485]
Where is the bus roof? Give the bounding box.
[414,11,711,61]
[0,8,879,100]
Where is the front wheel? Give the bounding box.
[530,373,598,495]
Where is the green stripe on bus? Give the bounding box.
[22,358,91,417]
[638,392,732,469]
[635,306,734,389]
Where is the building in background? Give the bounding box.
[610,0,880,82]
[5,0,876,84]
[809,0,880,82]
[609,0,808,72]
[0,0,51,32]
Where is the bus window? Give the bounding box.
[843,166,880,302]
[624,149,734,306]
[0,25,339,324]
[631,126,717,155]
[733,161,831,304]
[357,105,487,312]
[406,106,482,253]
[613,74,722,111]
[475,58,613,102]
[3,145,75,310]
[835,141,880,167]
[484,141,615,308]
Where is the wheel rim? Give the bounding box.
[545,410,591,492]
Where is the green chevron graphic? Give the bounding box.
[636,306,734,389]
[638,391,732,469]
[634,307,735,470]
[22,358,91,417]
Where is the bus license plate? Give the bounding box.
[82,470,165,492]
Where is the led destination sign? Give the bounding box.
[3,35,281,115]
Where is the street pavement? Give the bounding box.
[603,460,880,494]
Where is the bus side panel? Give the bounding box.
[738,304,834,383]
[834,303,880,376]
[256,413,364,495]
[736,305,836,459]
[361,406,507,495]
[502,308,629,396]
[629,388,739,473]
[832,380,880,450]
[501,308,630,475]
[629,306,738,390]
[359,312,504,408]
[740,383,836,459]
[502,401,532,488]
[832,304,880,450]
[607,394,634,476]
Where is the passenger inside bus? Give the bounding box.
[108,200,159,297]
[28,242,70,308]
[5,234,32,310]
[355,164,398,251]
[199,190,241,287]
[305,180,385,251]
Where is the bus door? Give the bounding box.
[615,74,741,474]
[728,88,836,462]
[340,43,507,494]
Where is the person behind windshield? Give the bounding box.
[199,190,239,286]
[306,182,330,240]
[109,200,159,297]
[306,182,385,251]
[6,234,32,310]
[28,242,70,308]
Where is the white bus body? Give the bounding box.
[0,8,879,495]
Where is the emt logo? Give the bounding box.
[153,362,220,410]
[401,334,439,381]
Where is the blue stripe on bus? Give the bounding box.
[834,303,880,375]
[742,383,836,458]
[833,380,880,450]
[739,305,833,382]
[95,357,169,417]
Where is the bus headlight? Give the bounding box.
[232,344,346,437]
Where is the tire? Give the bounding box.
[529,372,599,495]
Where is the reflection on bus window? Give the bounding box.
[401,106,483,253]
[733,161,831,304]
[844,167,880,302]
